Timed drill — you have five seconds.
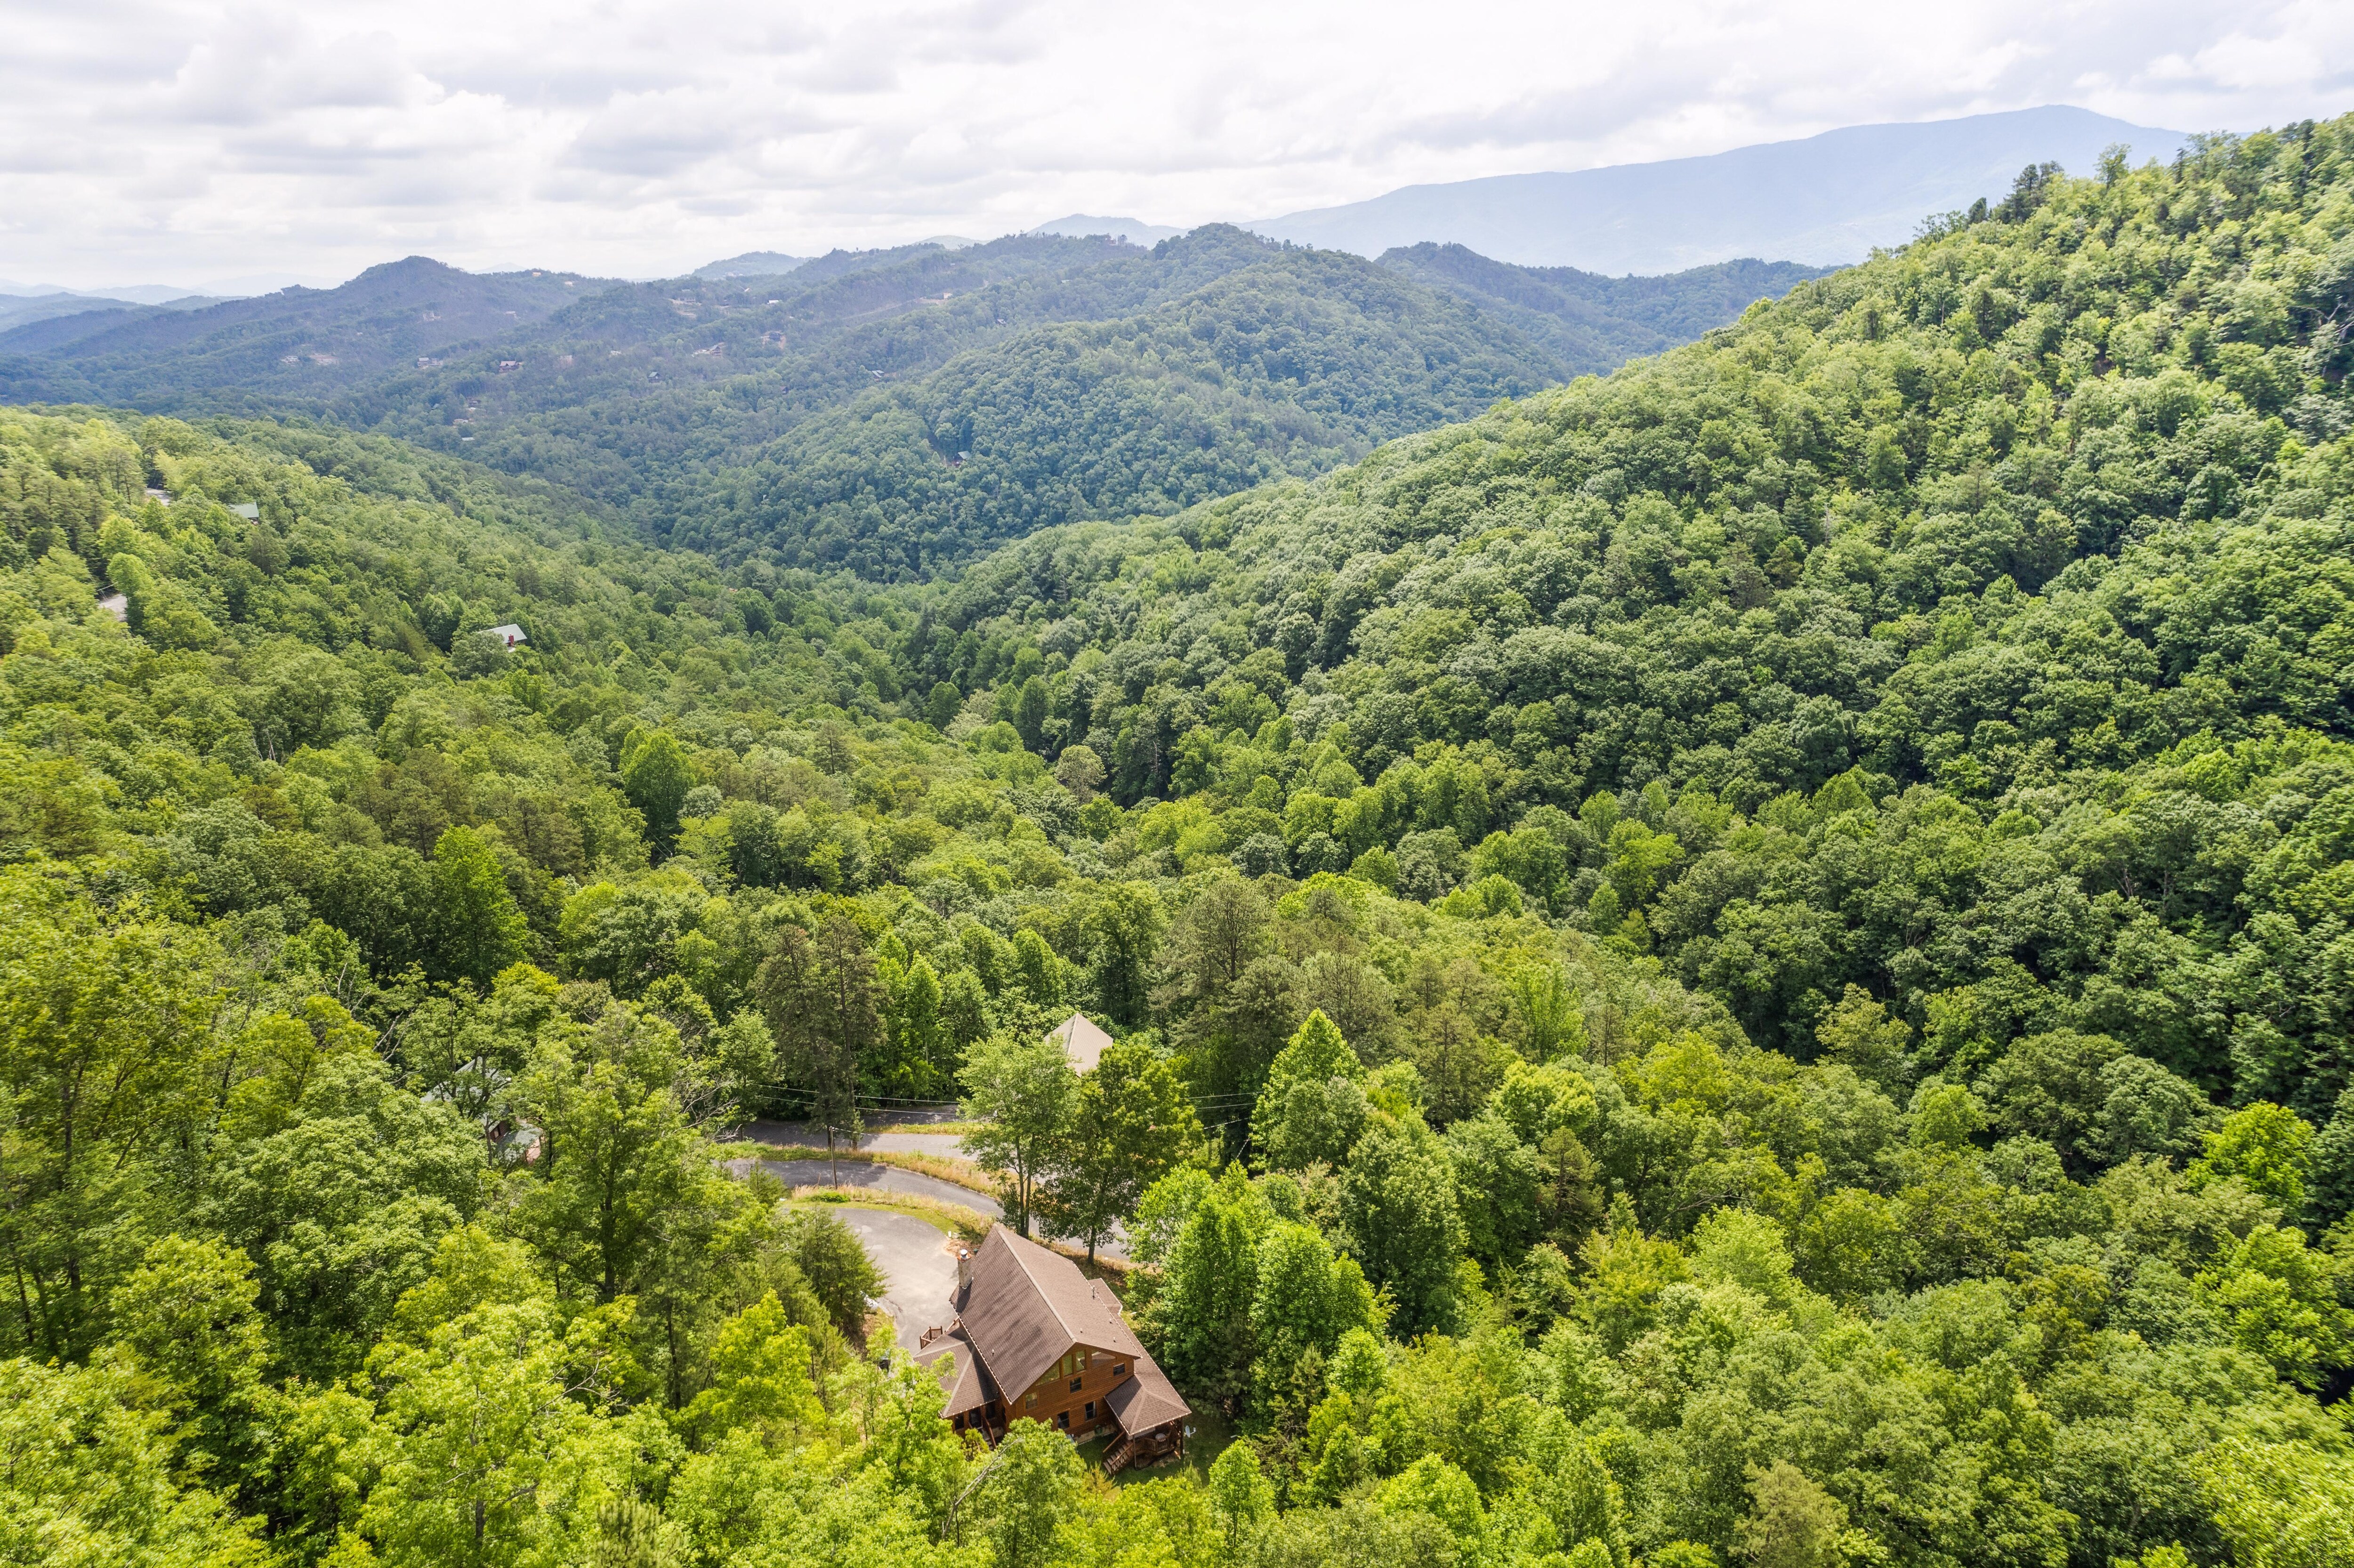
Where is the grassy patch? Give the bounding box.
[852,1145,999,1194]
[1100,1404,1234,1487]
[782,1187,991,1244]
[1069,1255,1134,1302]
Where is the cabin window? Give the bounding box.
[1056,1411,1070,1431]
[1113,1363,1128,1378]
[1069,1376,1083,1392]
[1025,1392,1037,1408]
[1085,1400,1096,1420]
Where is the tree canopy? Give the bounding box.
[0,116,2350,1568]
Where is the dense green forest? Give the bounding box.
[671,239,1580,575]
[1378,247,1831,378]
[1,229,1820,578]
[0,257,601,384]
[2,118,2354,1568]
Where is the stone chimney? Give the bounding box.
[956,1246,971,1298]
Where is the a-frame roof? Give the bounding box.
[1049,1012,1114,1074]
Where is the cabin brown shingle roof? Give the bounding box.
[925,1322,994,1420]
[916,1224,1187,1468]
[957,1222,1144,1397]
[1104,1354,1189,1432]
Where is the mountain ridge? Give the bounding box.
[1249,104,2188,271]
[1378,244,1834,375]
[693,251,811,280]
[0,256,613,402]
[0,228,1827,574]
[1029,214,1185,245]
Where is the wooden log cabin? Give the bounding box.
[914,1224,1189,1473]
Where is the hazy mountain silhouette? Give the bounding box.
[1249,105,2187,271]
[1029,215,1185,245]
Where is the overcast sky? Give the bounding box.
[3,0,2351,291]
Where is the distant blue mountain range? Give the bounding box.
[1028,215,1185,246]
[692,251,810,280]
[1246,106,2188,273]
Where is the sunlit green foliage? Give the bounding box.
[0,118,2351,1568]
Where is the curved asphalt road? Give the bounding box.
[729,1122,1131,1257]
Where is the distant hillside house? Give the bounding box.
[482,623,527,648]
[1049,1012,1113,1074]
[915,1225,1187,1472]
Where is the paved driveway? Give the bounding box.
[727,1154,1131,1264]
[736,1118,971,1159]
[733,1156,1004,1217]
[833,1206,963,1344]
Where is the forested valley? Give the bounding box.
[0,120,2352,1568]
[0,228,1824,579]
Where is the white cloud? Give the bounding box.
[0,0,2349,289]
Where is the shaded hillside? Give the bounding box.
[334,229,1218,512]
[911,123,2354,1104]
[0,290,226,334]
[0,257,610,405]
[4,231,1843,572]
[1380,243,1831,375]
[667,235,1572,573]
[345,227,1825,571]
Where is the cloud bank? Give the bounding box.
[2,0,2351,288]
